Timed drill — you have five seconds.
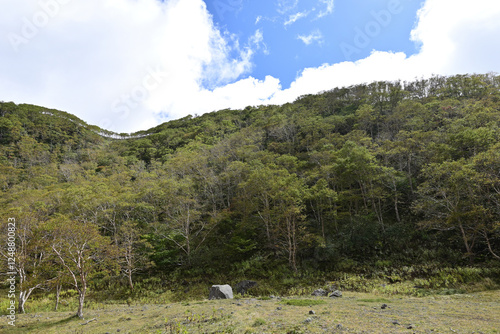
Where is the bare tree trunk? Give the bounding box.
[185,207,192,266]
[128,269,134,290]
[18,286,37,313]
[77,287,86,319]
[458,221,476,264]
[291,219,297,272]
[483,230,500,260]
[393,179,401,223]
[52,246,88,318]
[259,195,272,246]
[332,197,338,233]
[125,243,134,290]
[394,193,401,223]
[408,154,414,195]
[55,283,62,311]
[18,292,27,314]
[286,216,298,272]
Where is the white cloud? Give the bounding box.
[276,0,299,15]
[410,0,500,74]
[270,0,500,105]
[0,0,266,132]
[268,51,422,105]
[297,30,323,45]
[285,11,309,26]
[1,0,500,133]
[317,0,334,18]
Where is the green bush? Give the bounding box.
[252,318,266,327]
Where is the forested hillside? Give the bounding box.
[1,74,500,317]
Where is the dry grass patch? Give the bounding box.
[2,290,499,333]
[281,299,327,307]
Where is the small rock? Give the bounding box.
[381,304,388,309]
[329,290,342,298]
[304,318,312,323]
[276,307,282,310]
[407,324,414,329]
[336,324,343,329]
[392,321,400,325]
[234,280,258,295]
[309,310,316,315]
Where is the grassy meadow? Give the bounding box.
[2,290,499,333]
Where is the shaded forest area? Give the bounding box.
[1,74,500,317]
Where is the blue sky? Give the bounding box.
[206,0,423,88]
[1,0,500,133]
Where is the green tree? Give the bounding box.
[239,162,307,270]
[414,160,483,261]
[306,178,338,240]
[354,104,380,137]
[48,217,118,318]
[0,189,56,313]
[117,221,153,289]
[472,144,500,259]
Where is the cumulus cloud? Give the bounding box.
[269,0,500,105]
[0,0,265,132]
[1,0,500,133]
[410,0,500,74]
[269,51,421,105]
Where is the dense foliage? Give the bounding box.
[1,74,500,316]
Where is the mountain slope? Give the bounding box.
[1,74,499,310]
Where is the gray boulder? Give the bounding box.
[209,285,233,300]
[311,289,327,297]
[234,280,258,295]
